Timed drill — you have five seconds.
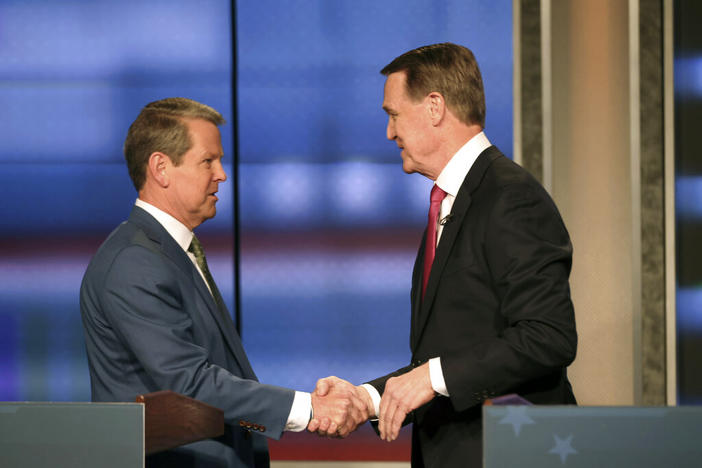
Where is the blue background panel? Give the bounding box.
[0,2,515,450]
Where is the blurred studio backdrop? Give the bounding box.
[2,0,702,463]
[0,0,511,461]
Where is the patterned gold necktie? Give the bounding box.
[188,235,225,311]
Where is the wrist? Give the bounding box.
[357,385,375,418]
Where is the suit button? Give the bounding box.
[259,425,266,432]
[239,420,246,427]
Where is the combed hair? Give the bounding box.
[381,43,486,128]
[124,97,225,191]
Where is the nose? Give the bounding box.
[214,159,227,182]
[386,117,396,141]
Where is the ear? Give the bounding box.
[147,152,171,188]
[427,92,446,126]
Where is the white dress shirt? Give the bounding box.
[134,199,311,431]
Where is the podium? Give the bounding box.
[483,405,702,467]
[0,401,143,468]
[137,390,224,455]
[0,391,223,468]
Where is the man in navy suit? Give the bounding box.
[314,43,577,467]
[80,98,371,467]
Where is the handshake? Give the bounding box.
[306,363,436,441]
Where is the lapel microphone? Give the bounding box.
[440,214,454,225]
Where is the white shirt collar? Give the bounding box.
[435,131,491,197]
[134,199,193,252]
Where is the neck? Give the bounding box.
[443,123,482,158]
[429,124,483,180]
[138,187,195,231]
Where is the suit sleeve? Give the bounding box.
[442,182,577,412]
[366,365,414,397]
[99,245,294,439]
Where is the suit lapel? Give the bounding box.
[187,262,257,380]
[411,147,502,352]
[128,207,257,380]
[410,231,426,351]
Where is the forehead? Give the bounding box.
[184,118,223,153]
[382,71,410,109]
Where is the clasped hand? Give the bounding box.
[378,362,435,442]
[307,376,374,437]
[307,364,435,441]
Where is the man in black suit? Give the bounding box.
[313,43,577,467]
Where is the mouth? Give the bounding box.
[208,191,218,201]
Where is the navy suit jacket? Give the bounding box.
[368,147,577,468]
[80,206,294,468]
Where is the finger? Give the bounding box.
[318,416,331,434]
[378,384,390,438]
[338,411,358,437]
[380,391,400,441]
[388,407,406,441]
[378,399,390,440]
[307,418,320,432]
[336,424,349,438]
[383,403,398,441]
[327,420,338,436]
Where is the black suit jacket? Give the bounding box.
[369,146,577,468]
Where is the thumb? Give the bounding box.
[315,378,332,396]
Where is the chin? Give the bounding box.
[198,209,216,226]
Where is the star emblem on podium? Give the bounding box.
[498,406,535,437]
[548,434,577,464]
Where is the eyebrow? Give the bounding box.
[201,151,224,161]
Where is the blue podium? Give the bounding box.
[0,391,224,467]
[484,405,702,467]
[0,402,143,468]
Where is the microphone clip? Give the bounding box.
[440,214,454,225]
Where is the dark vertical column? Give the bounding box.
[518,0,544,184]
[230,0,242,336]
[674,0,702,405]
[639,0,666,405]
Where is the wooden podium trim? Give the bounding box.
[136,390,224,455]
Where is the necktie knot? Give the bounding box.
[189,236,210,274]
[430,185,447,204]
[188,235,205,257]
[189,235,215,293]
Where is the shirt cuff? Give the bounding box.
[429,357,449,396]
[285,391,311,432]
[361,383,381,419]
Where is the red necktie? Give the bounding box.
[422,184,447,300]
